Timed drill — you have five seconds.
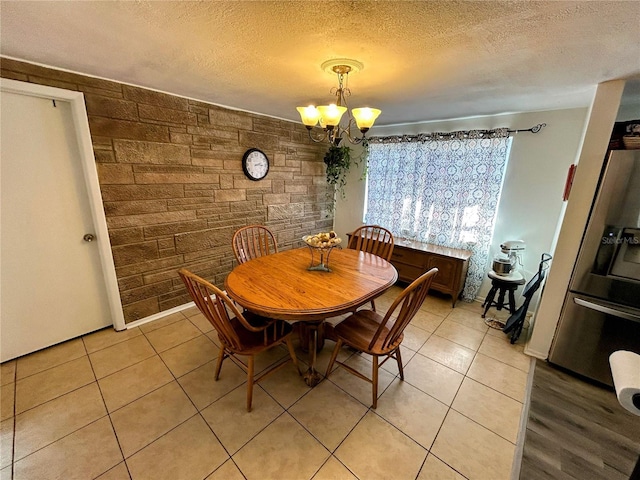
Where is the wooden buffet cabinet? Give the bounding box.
[348,232,472,307]
[391,239,472,307]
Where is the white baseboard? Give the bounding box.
[121,301,196,330]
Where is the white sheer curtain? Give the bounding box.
[365,134,512,300]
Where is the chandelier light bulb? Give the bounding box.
[296,106,321,127]
[316,104,347,128]
[352,108,382,132]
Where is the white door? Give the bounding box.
[1,90,113,361]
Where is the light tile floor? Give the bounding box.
[0,287,533,480]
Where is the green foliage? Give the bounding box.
[323,145,352,197]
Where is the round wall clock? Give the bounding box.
[242,148,269,181]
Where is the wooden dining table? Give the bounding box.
[224,247,398,386]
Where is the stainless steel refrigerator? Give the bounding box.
[549,149,640,386]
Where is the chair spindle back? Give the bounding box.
[232,225,278,264]
[178,269,246,351]
[348,225,395,261]
[371,268,438,351]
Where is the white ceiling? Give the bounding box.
[2,1,639,126]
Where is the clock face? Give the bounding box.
[242,149,269,181]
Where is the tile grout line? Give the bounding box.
[509,356,537,480]
[109,315,224,476]
[84,342,133,480]
[139,314,253,478]
[10,361,17,480]
[414,316,487,480]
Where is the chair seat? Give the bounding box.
[225,316,293,354]
[334,310,403,355]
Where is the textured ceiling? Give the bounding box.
[1,1,639,126]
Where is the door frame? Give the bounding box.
[1,78,125,331]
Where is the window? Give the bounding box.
[365,135,512,300]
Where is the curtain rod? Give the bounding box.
[509,123,546,134]
[369,123,546,144]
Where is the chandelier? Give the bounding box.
[296,59,381,146]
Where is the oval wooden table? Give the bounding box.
[224,247,398,386]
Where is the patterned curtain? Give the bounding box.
[365,133,512,300]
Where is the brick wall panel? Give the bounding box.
[123,298,160,321]
[85,95,138,121]
[175,226,236,254]
[81,86,124,99]
[268,203,305,221]
[104,199,168,216]
[263,193,290,205]
[112,241,159,267]
[187,125,238,141]
[274,153,287,167]
[119,280,173,306]
[182,247,229,263]
[115,256,185,278]
[106,210,196,229]
[134,172,220,185]
[214,189,246,203]
[114,140,191,165]
[89,117,170,142]
[94,150,116,163]
[1,70,28,82]
[229,201,262,214]
[285,185,308,194]
[100,184,185,202]
[97,164,135,184]
[239,131,279,150]
[138,104,197,125]
[144,220,208,238]
[29,76,78,91]
[122,85,188,110]
[170,132,193,144]
[118,275,144,291]
[209,107,253,130]
[92,136,114,149]
[109,227,145,246]
[190,157,225,169]
[264,171,295,181]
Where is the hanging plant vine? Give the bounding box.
[322,139,370,213]
[324,145,352,199]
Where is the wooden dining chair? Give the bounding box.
[325,267,438,409]
[232,225,278,265]
[348,225,395,311]
[178,268,299,412]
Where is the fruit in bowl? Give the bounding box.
[303,231,342,249]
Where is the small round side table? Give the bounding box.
[482,270,526,328]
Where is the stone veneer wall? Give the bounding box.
[1,58,332,323]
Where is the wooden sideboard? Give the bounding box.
[390,239,471,307]
[347,232,471,307]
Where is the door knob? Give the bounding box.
[83,234,95,242]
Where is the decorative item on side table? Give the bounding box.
[622,123,640,149]
[303,231,342,272]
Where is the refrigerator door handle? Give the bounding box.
[574,297,640,323]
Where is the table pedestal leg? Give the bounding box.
[302,322,323,387]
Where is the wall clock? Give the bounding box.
[242,148,269,181]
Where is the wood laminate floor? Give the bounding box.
[520,360,640,480]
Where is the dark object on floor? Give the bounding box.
[503,253,552,343]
